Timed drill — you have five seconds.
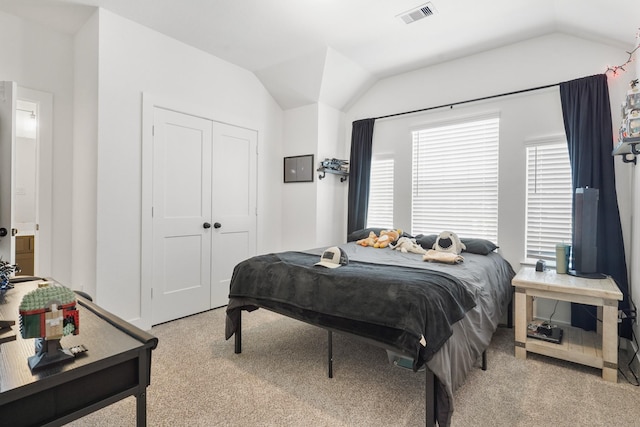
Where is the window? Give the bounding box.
[411,115,499,242]
[366,157,394,229]
[525,141,572,262]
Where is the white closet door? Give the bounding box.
[210,123,257,308]
[151,107,212,325]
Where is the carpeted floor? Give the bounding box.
[67,307,640,426]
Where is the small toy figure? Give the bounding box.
[390,236,427,254]
[628,110,640,138]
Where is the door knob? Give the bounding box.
[0,228,6,237]
[213,222,222,229]
[203,222,211,229]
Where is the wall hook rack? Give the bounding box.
[612,137,640,165]
[317,158,349,182]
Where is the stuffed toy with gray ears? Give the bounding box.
[433,231,466,255]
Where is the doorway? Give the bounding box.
[0,83,52,277]
[14,99,38,276]
[14,88,53,277]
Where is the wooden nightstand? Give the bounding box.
[512,266,623,382]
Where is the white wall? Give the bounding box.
[282,104,318,250]
[78,9,283,326]
[0,10,75,283]
[281,102,347,250]
[72,11,99,299]
[316,103,347,246]
[346,33,634,326]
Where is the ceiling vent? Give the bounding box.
[397,2,437,24]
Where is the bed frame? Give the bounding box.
[232,307,509,427]
[227,248,515,426]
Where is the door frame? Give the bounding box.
[141,93,259,329]
[0,82,16,264]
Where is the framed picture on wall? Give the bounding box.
[284,154,314,183]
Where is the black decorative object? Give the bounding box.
[284,154,314,183]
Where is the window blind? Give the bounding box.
[366,157,394,229]
[411,116,499,242]
[525,142,573,261]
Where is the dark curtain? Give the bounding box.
[347,118,376,235]
[559,74,631,339]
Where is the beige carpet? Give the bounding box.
[67,307,640,426]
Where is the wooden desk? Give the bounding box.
[0,280,158,426]
[512,267,622,382]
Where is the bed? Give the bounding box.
[225,233,515,426]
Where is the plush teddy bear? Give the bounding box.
[356,231,378,247]
[391,236,427,254]
[374,229,401,248]
[432,230,466,255]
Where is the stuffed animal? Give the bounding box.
[391,237,427,254]
[356,231,378,247]
[374,229,401,248]
[432,231,466,255]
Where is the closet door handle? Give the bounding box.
[213,222,222,229]
[203,222,211,229]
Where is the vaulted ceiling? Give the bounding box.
[1,0,638,110]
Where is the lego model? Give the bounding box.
[19,282,81,370]
[320,158,349,172]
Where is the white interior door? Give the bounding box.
[152,107,213,324]
[210,123,257,308]
[0,81,17,265]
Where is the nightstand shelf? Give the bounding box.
[525,322,602,368]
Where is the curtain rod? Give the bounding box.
[374,82,560,121]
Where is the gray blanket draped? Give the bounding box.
[225,251,476,369]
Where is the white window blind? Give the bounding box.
[366,157,394,229]
[411,115,499,242]
[525,142,573,262]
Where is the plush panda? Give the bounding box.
[433,231,466,255]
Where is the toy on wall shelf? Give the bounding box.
[317,158,349,182]
[19,282,84,370]
[613,80,640,164]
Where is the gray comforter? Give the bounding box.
[225,242,515,426]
